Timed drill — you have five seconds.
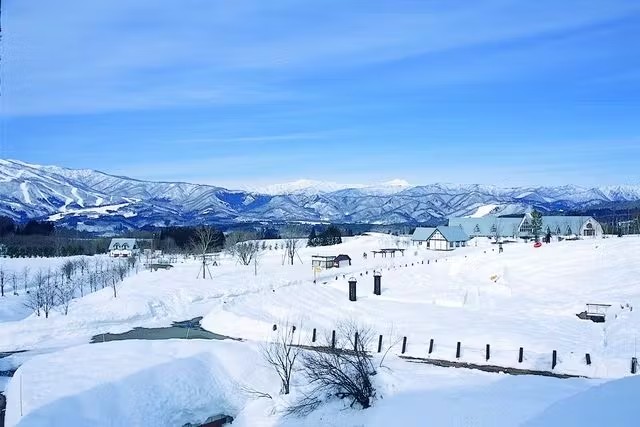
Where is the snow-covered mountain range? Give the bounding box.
[1,159,639,231]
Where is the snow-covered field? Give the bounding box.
[2,233,640,426]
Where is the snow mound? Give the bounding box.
[524,376,640,426]
[4,340,274,427]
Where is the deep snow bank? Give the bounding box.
[525,375,640,426]
[4,340,275,427]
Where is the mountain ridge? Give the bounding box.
[1,159,639,231]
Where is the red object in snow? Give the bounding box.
[533,242,542,248]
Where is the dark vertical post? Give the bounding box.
[354,332,359,351]
[377,335,383,353]
[552,350,557,369]
[312,328,317,343]
[373,272,381,295]
[585,353,591,365]
[456,342,461,359]
[486,344,490,361]
[331,330,336,349]
[428,339,434,354]
[632,357,638,374]
[348,278,357,302]
[518,347,524,363]
[402,337,407,354]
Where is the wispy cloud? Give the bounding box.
[4,0,639,116]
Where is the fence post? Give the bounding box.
[354,332,359,351]
[312,328,317,343]
[377,335,383,353]
[331,330,336,349]
[428,339,434,355]
[552,350,557,370]
[632,357,638,374]
[402,337,407,354]
[585,353,591,365]
[518,347,524,363]
[456,342,461,359]
[486,344,490,361]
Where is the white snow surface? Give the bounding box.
[19,182,31,204]
[248,178,411,195]
[2,234,640,425]
[469,204,500,217]
[4,340,275,427]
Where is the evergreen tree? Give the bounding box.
[307,228,318,247]
[531,210,543,242]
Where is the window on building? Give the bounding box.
[520,220,533,234]
[449,241,454,248]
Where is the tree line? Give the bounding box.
[1,256,141,316]
[307,225,343,247]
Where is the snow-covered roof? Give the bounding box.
[435,226,469,242]
[541,216,595,233]
[109,238,138,250]
[411,227,436,241]
[449,216,524,236]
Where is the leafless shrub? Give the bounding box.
[284,239,301,265]
[231,241,260,266]
[288,322,377,416]
[261,323,302,395]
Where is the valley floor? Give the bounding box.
[1,234,640,426]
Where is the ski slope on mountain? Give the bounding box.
[2,159,640,229]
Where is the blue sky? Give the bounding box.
[1,0,639,189]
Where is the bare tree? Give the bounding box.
[24,273,43,317]
[76,257,89,276]
[57,277,76,315]
[191,226,217,279]
[40,270,57,318]
[11,272,18,295]
[109,266,119,298]
[284,239,302,266]
[288,322,376,415]
[22,266,30,293]
[61,260,76,286]
[491,221,503,243]
[115,261,129,282]
[261,323,302,395]
[0,265,5,297]
[231,241,260,266]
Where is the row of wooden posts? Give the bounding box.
[305,327,640,374]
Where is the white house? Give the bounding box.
[448,214,603,239]
[411,226,469,251]
[108,238,140,258]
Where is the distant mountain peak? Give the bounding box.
[1,159,639,232]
